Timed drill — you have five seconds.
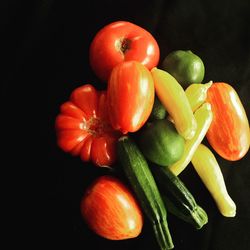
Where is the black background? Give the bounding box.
[4,0,250,249]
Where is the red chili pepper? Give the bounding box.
[55,84,121,166]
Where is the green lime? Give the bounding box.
[138,119,185,166]
[161,50,205,89]
[149,96,166,121]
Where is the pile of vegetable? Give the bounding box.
[55,21,250,249]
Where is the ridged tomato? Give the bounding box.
[107,61,155,134]
[55,84,121,166]
[81,176,143,240]
[206,82,250,161]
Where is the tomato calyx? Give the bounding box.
[86,117,113,137]
[116,38,131,54]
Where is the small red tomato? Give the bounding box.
[89,21,160,82]
[81,176,143,240]
[206,82,250,161]
[107,61,155,134]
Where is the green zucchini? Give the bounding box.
[151,165,208,229]
[117,136,174,250]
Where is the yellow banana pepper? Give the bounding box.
[169,102,212,175]
[167,81,213,123]
[151,67,197,140]
[185,81,213,112]
[191,144,236,217]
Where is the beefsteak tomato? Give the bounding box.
[55,84,121,166]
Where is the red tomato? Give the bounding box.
[107,61,155,134]
[89,21,160,82]
[81,175,143,240]
[206,82,250,161]
[55,84,121,166]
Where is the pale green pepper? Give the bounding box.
[169,102,213,175]
[167,81,213,123]
[151,67,197,140]
[191,144,236,217]
[185,81,213,112]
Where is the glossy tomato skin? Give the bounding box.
[107,61,155,134]
[90,21,160,82]
[81,175,143,240]
[55,84,121,166]
[206,82,250,161]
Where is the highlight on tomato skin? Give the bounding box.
[89,21,160,82]
[206,82,250,161]
[55,84,121,167]
[80,175,143,240]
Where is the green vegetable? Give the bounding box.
[151,166,208,229]
[161,50,205,89]
[117,136,174,250]
[138,119,185,166]
[149,96,166,120]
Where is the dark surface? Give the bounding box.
[4,0,250,249]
